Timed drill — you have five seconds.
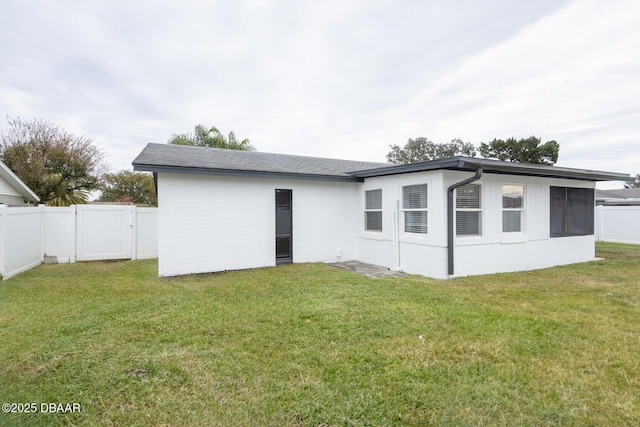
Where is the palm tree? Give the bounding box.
[168,124,255,151]
[47,190,90,206]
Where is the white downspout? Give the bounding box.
[392,199,400,271]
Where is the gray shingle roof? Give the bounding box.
[132,143,391,181]
[133,143,630,183]
[596,188,640,199]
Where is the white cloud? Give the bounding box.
[0,0,636,188]
[387,0,640,174]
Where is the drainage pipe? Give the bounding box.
[447,168,483,276]
[392,199,400,271]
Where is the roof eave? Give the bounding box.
[349,158,465,177]
[132,163,365,182]
[351,157,630,182]
[0,161,40,203]
[464,160,630,182]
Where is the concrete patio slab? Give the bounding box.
[327,261,407,278]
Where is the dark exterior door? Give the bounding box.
[275,189,292,264]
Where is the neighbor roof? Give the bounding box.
[133,143,391,182]
[0,160,40,203]
[596,188,640,199]
[133,143,630,183]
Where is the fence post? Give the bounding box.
[0,205,6,279]
[600,205,605,241]
[70,205,77,263]
[39,204,46,262]
[595,205,602,242]
[131,205,137,260]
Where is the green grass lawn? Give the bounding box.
[1,242,639,426]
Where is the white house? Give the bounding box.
[133,143,629,279]
[0,160,39,205]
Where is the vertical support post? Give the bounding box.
[70,205,77,263]
[392,199,400,271]
[39,204,46,262]
[595,205,602,242]
[69,205,82,263]
[131,205,137,260]
[0,205,7,279]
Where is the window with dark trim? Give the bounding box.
[365,189,382,231]
[550,186,594,237]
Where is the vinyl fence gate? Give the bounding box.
[75,205,133,261]
[0,204,158,280]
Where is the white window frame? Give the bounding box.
[455,183,482,237]
[401,183,428,235]
[502,184,525,234]
[364,189,382,232]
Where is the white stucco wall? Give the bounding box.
[448,172,596,277]
[158,170,598,279]
[453,235,595,277]
[355,170,597,279]
[356,170,449,278]
[157,173,358,276]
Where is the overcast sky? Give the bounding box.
[1,0,638,188]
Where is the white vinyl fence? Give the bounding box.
[595,205,640,244]
[0,204,157,280]
[0,205,45,280]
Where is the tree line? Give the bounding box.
[387,137,639,187]
[387,136,560,165]
[1,117,636,207]
[0,119,254,206]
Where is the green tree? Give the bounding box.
[98,170,157,206]
[386,138,476,164]
[624,174,640,188]
[0,117,107,206]
[479,136,559,165]
[168,124,255,151]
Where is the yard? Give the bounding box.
[1,243,639,426]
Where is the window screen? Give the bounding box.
[457,211,481,235]
[502,185,524,233]
[567,188,594,236]
[365,189,382,210]
[502,185,523,208]
[275,189,292,264]
[365,189,382,231]
[550,187,594,237]
[456,184,481,209]
[404,212,427,234]
[403,184,428,209]
[403,184,428,234]
[456,184,481,236]
[276,190,291,209]
[550,186,567,237]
